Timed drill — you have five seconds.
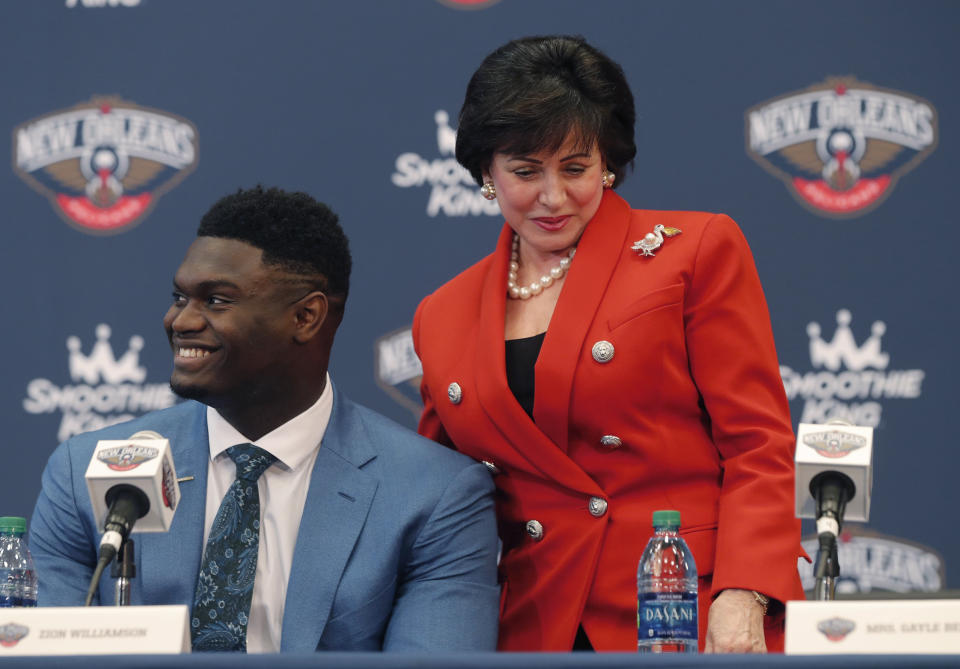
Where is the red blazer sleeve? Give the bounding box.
[684,214,802,604]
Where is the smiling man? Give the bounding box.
[29,186,499,653]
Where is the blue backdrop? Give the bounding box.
[2,0,956,596]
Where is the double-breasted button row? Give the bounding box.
[525,498,607,543]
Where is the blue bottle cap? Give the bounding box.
[651,510,681,528]
[0,517,26,534]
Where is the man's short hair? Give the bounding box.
[197,185,351,301]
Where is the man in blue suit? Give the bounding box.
[29,186,499,652]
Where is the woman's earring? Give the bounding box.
[601,170,616,188]
[480,182,497,200]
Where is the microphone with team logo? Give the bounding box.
[795,421,874,600]
[82,430,180,605]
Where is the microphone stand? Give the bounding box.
[809,471,854,601]
[111,538,136,606]
[813,532,839,601]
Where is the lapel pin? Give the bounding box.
[631,224,681,257]
[176,476,195,483]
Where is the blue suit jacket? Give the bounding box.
[29,390,500,651]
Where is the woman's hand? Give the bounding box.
[703,588,767,653]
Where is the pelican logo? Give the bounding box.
[817,617,856,642]
[12,96,198,234]
[802,429,867,459]
[374,327,423,418]
[97,445,158,471]
[0,623,29,647]
[746,77,937,218]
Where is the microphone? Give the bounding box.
[808,471,856,537]
[84,430,180,562]
[794,421,874,533]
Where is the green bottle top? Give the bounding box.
[651,509,681,529]
[0,516,27,535]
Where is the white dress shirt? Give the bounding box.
[203,373,333,653]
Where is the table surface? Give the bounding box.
[3,653,960,669]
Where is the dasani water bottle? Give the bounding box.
[0,516,38,607]
[637,509,697,652]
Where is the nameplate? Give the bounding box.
[786,599,960,654]
[0,605,189,655]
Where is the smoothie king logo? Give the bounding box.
[23,324,176,442]
[780,309,924,427]
[13,97,198,234]
[746,78,937,217]
[391,110,501,218]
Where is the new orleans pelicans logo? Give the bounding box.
[12,96,199,234]
[0,623,29,647]
[97,444,158,471]
[817,617,856,642]
[746,78,937,218]
[802,429,868,459]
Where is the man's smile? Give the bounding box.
[177,347,212,359]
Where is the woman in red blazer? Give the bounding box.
[413,35,804,653]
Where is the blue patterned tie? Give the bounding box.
[191,444,277,652]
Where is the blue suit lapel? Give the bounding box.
[281,390,378,652]
[137,403,209,606]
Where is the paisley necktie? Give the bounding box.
[191,443,276,652]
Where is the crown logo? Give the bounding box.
[807,309,889,372]
[434,110,457,156]
[66,323,147,384]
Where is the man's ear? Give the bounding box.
[292,292,328,344]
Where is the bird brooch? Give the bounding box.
[631,224,682,257]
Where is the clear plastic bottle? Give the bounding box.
[0,516,38,607]
[637,509,697,653]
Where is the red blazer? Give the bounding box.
[413,190,804,651]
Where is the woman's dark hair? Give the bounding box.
[456,35,636,187]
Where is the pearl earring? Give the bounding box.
[601,170,616,188]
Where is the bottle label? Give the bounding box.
[638,591,698,642]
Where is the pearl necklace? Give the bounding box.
[507,234,576,300]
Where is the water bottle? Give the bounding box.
[0,516,38,607]
[637,509,697,653]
